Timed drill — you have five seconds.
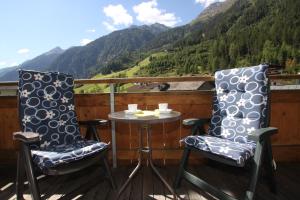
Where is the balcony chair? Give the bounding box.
[174,64,277,200]
[13,70,115,200]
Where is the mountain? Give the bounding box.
[0,67,17,77]
[1,0,299,82]
[192,0,237,23]
[142,0,238,51]
[0,47,64,81]
[22,47,64,70]
[139,0,300,76]
[48,24,170,78]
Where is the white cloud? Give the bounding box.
[11,62,18,66]
[0,61,6,66]
[86,29,96,33]
[133,0,180,27]
[103,4,133,27]
[195,0,226,8]
[103,21,117,32]
[17,48,30,54]
[80,38,93,46]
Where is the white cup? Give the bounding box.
[158,103,168,111]
[128,104,138,111]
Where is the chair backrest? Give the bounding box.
[209,64,270,144]
[18,70,81,149]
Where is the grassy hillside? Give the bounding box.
[74,52,166,93]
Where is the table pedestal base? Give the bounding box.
[117,124,177,199]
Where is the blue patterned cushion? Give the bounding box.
[19,70,81,148]
[184,135,256,166]
[182,65,269,166]
[18,70,108,169]
[210,64,269,145]
[32,140,108,169]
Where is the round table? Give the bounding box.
[109,110,181,199]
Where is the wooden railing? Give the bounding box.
[0,75,300,165]
[0,74,299,86]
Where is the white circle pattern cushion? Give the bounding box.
[19,70,108,169]
[183,65,269,167]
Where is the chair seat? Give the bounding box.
[183,135,256,167]
[32,140,108,169]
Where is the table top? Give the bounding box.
[108,110,181,124]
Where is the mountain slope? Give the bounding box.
[192,0,238,23]
[142,0,300,75]
[143,0,237,51]
[22,47,64,70]
[48,24,169,78]
[2,0,299,81]
[0,47,64,81]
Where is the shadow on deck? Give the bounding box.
[1,161,300,200]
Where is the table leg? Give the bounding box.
[117,124,178,199]
[117,125,143,198]
[146,126,178,200]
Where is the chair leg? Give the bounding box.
[103,156,116,189]
[174,147,191,189]
[22,145,41,200]
[264,137,277,193]
[245,141,264,200]
[16,151,25,200]
[85,126,93,140]
[91,125,101,141]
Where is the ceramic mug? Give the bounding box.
[128,104,138,111]
[158,103,168,110]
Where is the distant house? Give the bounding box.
[125,81,215,92]
[271,85,300,90]
[126,83,160,92]
[158,81,215,91]
[0,86,18,96]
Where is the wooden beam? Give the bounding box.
[0,74,299,86]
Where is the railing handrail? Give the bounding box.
[0,74,299,86]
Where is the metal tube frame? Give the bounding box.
[117,124,177,199]
[109,83,117,168]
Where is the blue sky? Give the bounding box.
[0,0,223,69]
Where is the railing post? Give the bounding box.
[110,83,117,168]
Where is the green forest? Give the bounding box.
[138,0,300,76]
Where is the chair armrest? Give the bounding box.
[183,118,211,135]
[183,118,211,126]
[79,119,108,141]
[13,132,40,144]
[78,119,108,126]
[248,127,278,142]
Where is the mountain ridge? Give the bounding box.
[0,47,65,81]
[1,0,299,82]
[192,0,238,24]
[48,23,170,78]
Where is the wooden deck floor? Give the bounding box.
[0,161,300,200]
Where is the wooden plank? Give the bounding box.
[1,90,300,163]
[129,165,143,200]
[142,167,154,200]
[152,161,167,200]
[1,74,299,87]
[1,163,300,199]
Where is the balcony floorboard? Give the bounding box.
[0,162,299,200]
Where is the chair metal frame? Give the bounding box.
[14,90,115,200]
[174,69,278,200]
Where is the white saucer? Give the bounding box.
[124,109,141,114]
[156,109,172,114]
